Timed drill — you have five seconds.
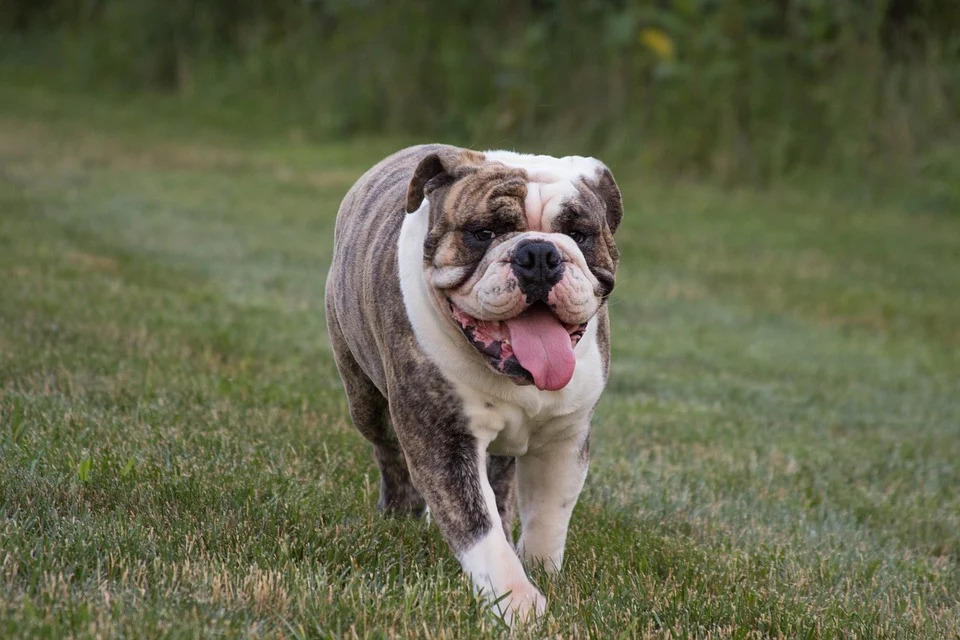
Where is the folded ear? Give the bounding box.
[596,166,623,233]
[405,148,483,213]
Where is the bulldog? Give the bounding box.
[324,144,621,623]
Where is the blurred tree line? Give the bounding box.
[2,0,958,182]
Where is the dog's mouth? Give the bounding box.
[449,300,587,391]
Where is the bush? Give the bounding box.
[2,0,958,183]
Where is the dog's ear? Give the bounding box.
[595,166,623,233]
[406,149,483,213]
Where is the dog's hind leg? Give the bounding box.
[487,455,517,544]
[327,315,425,517]
[372,433,425,516]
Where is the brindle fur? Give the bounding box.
[327,145,502,551]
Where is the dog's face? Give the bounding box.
[405,148,622,391]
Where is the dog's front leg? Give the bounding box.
[458,442,546,623]
[400,425,545,624]
[517,429,590,573]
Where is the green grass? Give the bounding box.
[1,80,959,639]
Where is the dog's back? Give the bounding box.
[325,144,449,393]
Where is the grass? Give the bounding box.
[1,78,959,639]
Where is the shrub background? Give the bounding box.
[2,0,958,184]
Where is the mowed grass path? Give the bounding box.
[1,83,959,638]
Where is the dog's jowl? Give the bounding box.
[324,145,621,623]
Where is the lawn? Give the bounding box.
[1,81,959,639]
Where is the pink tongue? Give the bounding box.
[505,306,576,391]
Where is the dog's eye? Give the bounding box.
[567,230,588,244]
[473,229,496,242]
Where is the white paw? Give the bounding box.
[519,542,564,574]
[493,580,546,627]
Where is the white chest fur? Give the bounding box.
[397,201,605,455]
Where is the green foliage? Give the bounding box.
[2,0,958,183]
[1,83,959,638]
[75,456,92,484]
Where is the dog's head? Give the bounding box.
[405,147,622,391]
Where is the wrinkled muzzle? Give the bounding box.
[434,233,604,390]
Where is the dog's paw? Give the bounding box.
[494,580,546,627]
[519,544,564,575]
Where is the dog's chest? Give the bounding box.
[457,381,596,457]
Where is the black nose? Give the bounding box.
[511,240,564,302]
